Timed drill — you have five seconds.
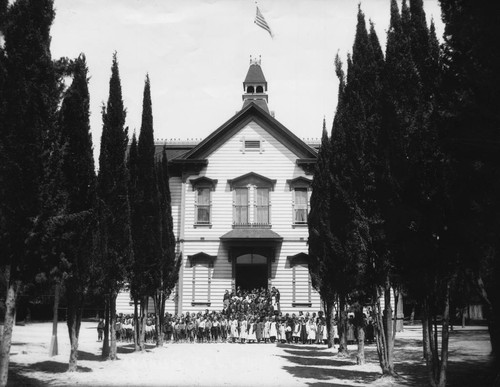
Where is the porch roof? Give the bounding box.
[220,228,283,242]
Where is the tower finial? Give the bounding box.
[249,55,262,66]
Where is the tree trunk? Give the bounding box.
[424,281,452,387]
[422,307,429,360]
[0,275,20,387]
[373,284,397,376]
[49,281,60,357]
[476,271,500,381]
[395,291,404,332]
[337,297,349,356]
[153,291,166,347]
[422,301,437,385]
[492,249,500,384]
[140,296,147,350]
[102,296,110,359]
[437,283,451,387]
[325,298,335,348]
[133,298,140,351]
[355,310,365,365]
[67,290,83,372]
[410,304,416,325]
[109,291,118,360]
[384,285,395,372]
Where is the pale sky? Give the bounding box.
[50,0,444,160]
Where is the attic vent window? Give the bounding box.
[241,137,264,153]
[245,140,261,150]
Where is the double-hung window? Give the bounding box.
[228,172,276,227]
[287,177,312,226]
[234,188,249,226]
[255,188,270,225]
[196,188,211,224]
[190,177,218,227]
[288,253,312,307]
[189,253,216,307]
[294,188,308,224]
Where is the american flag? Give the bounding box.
[255,6,273,38]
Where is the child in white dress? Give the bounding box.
[307,318,317,344]
[264,317,271,343]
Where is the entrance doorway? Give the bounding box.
[235,254,268,291]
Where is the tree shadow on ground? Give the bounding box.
[281,354,353,368]
[281,347,339,358]
[78,343,156,362]
[277,343,330,351]
[282,365,380,384]
[117,343,156,354]
[282,345,356,366]
[445,358,496,387]
[280,344,380,385]
[11,342,29,346]
[7,364,50,387]
[7,360,91,386]
[26,360,92,373]
[77,350,104,361]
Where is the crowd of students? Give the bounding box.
[161,286,328,344]
[108,286,375,345]
[163,309,327,344]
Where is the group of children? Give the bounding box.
[222,286,281,317]
[109,287,381,345]
[164,310,327,344]
[161,287,328,344]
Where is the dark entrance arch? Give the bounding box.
[235,253,268,291]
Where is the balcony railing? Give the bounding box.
[233,222,271,228]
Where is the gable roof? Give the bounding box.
[177,102,318,161]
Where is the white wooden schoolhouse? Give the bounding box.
[118,58,322,315]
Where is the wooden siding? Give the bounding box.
[117,290,177,315]
[183,121,313,239]
[116,290,133,315]
[178,120,321,314]
[169,176,182,239]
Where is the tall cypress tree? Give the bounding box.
[97,52,133,361]
[308,118,336,349]
[0,0,7,291]
[58,54,97,371]
[317,7,386,363]
[381,1,454,384]
[129,75,161,351]
[439,1,500,384]
[327,46,369,357]
[409,0,432,95]
[127,132,147,351]
[127,132,144,350]
[370,0,421,376]
[153,146,180,346]
[0,1,59,384]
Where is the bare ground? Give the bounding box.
[3,322,496,387]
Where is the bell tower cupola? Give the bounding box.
[242,55,269,114]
